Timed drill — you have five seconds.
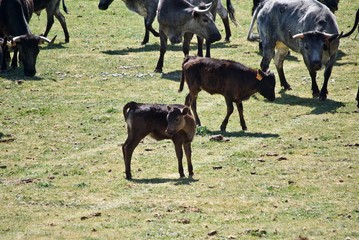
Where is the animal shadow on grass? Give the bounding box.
[276,90,345,114]
[0,69,44,81]
[334,50,356,66]
[40,42,67,51]
[208,130,280,139]
[161,70,182,81]
[130,176,199,185]
[101,41,231,56]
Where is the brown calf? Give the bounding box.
[122,101,196,179]
[179,56,276,132]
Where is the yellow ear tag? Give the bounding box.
[256,71,263,81]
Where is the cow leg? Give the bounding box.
[11,49,18,69]
[235,101,247,131]
[319,64,334,100]
[173,139,185,178]
[142,18,150,45]
[54,9,70,43]
[146,10,159,37]
[309,70,320,97]
[183,32,194,56]
[222,16,231,42]
[183,142,193,177]
[260,46,274,73]
[220,97,234,132]
[356,85,359,108]
[154,31,167,73]
[196,36,204,57]
[274,46,291,90]
[205,40,211,58]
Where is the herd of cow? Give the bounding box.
[1,0,358,179]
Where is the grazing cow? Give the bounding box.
[179,56,276,132]
[0,0,53,76]
[122,102,196,179]
[33,0,70,43]
[154,0,221,73]
[247,0,359,100]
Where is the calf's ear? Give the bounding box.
[182,107,189,115]
[167,105,173,111]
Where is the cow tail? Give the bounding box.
[123,101,137,121]
[247,1,263,41]
[340,9,359,38]
[62,0,69,14]
[226,0,237,26]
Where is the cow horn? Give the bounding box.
[193,2,212,13]
[292,33,305,39]
[39,36,53,44]
[12,35,23,43]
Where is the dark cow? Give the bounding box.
[122,101,196,179]
[179,56,275,132]
[34,0,70,43]
[98,0,159,45]
[155,0,221,73]
[247,0,359,100]
[0,0,53,76]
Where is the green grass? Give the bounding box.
[1,0,358,239]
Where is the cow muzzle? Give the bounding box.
[311,61,322,71]
[207,32,221,43]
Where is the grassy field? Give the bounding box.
[0,0,358,239]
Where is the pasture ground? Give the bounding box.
[0,0,358,239]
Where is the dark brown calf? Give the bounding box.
[122,101,196,179]
[179,56,275,132]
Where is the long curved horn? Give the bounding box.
[193,3,212,13]
[12,35,24,43]
[292,33,305,39]
[39,36,53,44]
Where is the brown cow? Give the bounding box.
[179,56,275,132]
[122,101,196,179]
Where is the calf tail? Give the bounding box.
[179,70,185,93]
[226,0,238,26]
[179,56,193,92]
[123,101,138,120]
[340,9,359,38]
[62,0,69,14]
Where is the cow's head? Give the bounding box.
[186,2,221,43]
[256,69,276,102]
[165,106,190,136]
[98,0,113,10]
[11,34,53,77]
[292,31,339,71]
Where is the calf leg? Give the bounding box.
[154,31,167,73]
[189,93,201,126]
[173,140,185,178]
[319,64,334,100]
[235,101,247,131]
[274,46,291,90]
[122,131,147,179]
[220,97,234,132]
[183,142,193,177]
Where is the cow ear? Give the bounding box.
[167,105,172,111]
[182,107,189,115]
